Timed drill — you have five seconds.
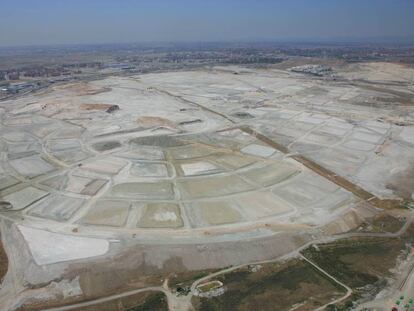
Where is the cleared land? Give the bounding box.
[0,61,413,310]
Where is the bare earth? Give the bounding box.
[0,61,413,310]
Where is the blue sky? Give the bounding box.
[1,0,414,46]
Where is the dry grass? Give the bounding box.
[192,259,345,311]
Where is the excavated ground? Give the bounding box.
[0,62,413,310]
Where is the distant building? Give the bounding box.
[5,82,35,94]
[7,72,20,80]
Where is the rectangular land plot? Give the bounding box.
[168,144,215,160]
[241,162,299,187]
[177,175,255,199]
[119,146,165,161]
[80,200,130,227]
[342,139,377,151]
[9,154,56,178]
[110,182,175,200]
[272,180,334,207]
[2,186,49,211]
[81,179,108,196]
[137,203,183,228]
[241,144,276,158]
[177,161,222,177]
[130,162,170,178]
[81,157,127,175]
[186,200,243,227]
[0,176,20,191]
[65,175,107,195]
[47,139,81,151]
[209,153,256,170]
[235,191,293,219]
[28,194,84,221]
[52,149,90,164]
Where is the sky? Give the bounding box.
[1,0,414,47]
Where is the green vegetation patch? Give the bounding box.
[170,269,220,290]
[356,213,405,234]
[302,237,409,288]
[126,292,168,311]
[302,225,414,309]
[198,281,223,293]
[69,292,168,311]
[192,259,345,311]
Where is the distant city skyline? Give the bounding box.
[1,0,414,47]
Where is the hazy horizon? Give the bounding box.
[1,0,414,47]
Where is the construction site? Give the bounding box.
[0,60,413,310]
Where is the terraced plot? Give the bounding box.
[0,126,357,237]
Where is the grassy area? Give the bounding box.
[192,259,346,311]
[325,293,361,311]
[191,225,414,311]
[126,292,168,311]
[302,225,414,309]
[197,281,222,293]
[169,269,220,289]
[370,213,405,233]
[302,238,408,288]
[355,213,405,233]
